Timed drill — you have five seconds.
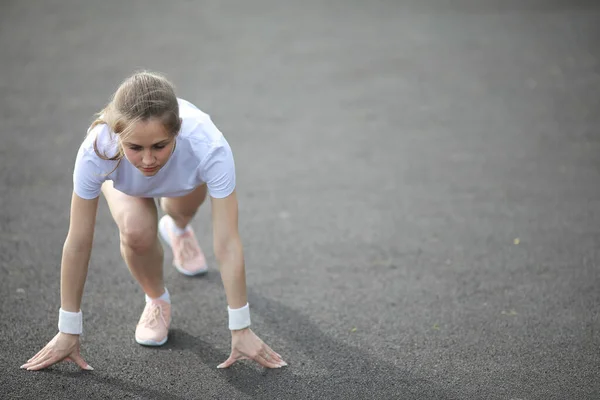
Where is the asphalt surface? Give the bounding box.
[1,1,599,399]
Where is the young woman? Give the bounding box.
[21,71,287,371]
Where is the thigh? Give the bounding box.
[101,181,158,236]
[160,183,207,216]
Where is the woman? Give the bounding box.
[21,71,287,371]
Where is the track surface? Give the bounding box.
[1,1,599,399]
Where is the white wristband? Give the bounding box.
[228,303,251,330]
[58,308,83,335]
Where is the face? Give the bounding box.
[121,118,176,176]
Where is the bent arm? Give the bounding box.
[60,191,99,313]
[211,190,247,310]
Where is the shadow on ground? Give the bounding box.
[155,292,456,400]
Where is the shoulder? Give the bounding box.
[79,123,118,159]
[177,98,229,149]
[74,123,119,179]
[73,123,114,199]
[178,98,211,132]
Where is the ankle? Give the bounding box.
[145,287,171,304]
[167,216,192,236]
[171,222,189,236]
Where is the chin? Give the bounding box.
[140,167,160,176]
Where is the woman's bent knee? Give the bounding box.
[119,218,157,253]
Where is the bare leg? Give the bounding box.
[160,184,208,229]
[101,182,164,298]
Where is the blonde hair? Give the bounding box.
[88,71,181,168]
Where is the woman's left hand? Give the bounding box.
[217,328,287,369]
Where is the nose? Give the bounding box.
[142,149,155,166]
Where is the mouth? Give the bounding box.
[141,166,158,173]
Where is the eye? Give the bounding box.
[128,146,142,151]
[153,144,167,150]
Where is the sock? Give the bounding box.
[146,287,171,304]
[171,223,188,236]
[169,217,189,236]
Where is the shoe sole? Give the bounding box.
[135,336,168,346]
[158,216,209,276]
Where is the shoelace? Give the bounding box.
[140,303,167,328]
[175,231,199,262]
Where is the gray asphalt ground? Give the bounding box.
[1,1,599,399]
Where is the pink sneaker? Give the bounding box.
[135,299,171,346]
[159,215,208,276]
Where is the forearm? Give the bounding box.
[60,238,92,313]
[216,236,247,309]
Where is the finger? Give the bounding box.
[27,346,48,363]
[21,348,51,369]
[67,353,94,371]
[261,345,286,366]
[254,353,284,369]
[26,347,51,365]
[266,348,286,366]
[25,354,61,371]
[27,358,58,371]
[217,355,237,369]
[262,345,281,360]
[260,348,281,363]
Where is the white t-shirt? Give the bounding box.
[73,98,236,199]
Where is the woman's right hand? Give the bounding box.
[21,332,93,371]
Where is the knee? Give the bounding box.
[163,204,195,220]
[119,216,157,254]
[160,185,207,219]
